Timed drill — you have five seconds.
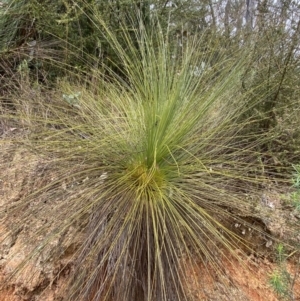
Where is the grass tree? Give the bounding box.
[0,8,290,301]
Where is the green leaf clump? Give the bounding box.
[1,8,293,301]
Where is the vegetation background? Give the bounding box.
[0,1,300,301]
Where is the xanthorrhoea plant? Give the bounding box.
[1,9,278,301]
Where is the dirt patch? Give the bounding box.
[184,252,300,301]
[1,251,300,301]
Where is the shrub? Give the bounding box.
[269,243,300,301]
[0,9,292,301]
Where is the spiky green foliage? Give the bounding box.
[0,9,291,301]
